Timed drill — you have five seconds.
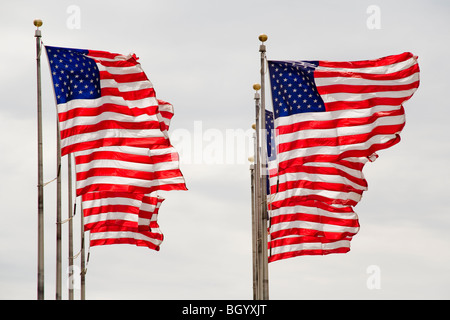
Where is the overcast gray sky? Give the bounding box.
[1,0,449,300]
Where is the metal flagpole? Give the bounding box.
[80,200,86,300]
[68,154,74,300]
[258,34,269,300]
[34,19,45,300]
[56,120,62,300]
[252,83,263,300]
[249,155,257,300]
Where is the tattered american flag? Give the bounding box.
[267,52,420,262]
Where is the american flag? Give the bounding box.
[45,46,169,156]
[267,52,420,262]
[45,46,186,251]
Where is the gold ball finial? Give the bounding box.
[258,34,268,42]
[34,19,43,27]
[253,83,261,91]
[251,123,256,130]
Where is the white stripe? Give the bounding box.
[57,95,159,114]
[75,145,151,157]
[269,202,358,220]
[270,220,359,236]
[61,128,165,149]
[77,176,151,189]
[316,56,417,75]
[150,175,186,186]
[86,53,134,62]
[77,172,183,192]
[82,196,142,209]
[274,185,363,204]
[315,71,420,87]
[277,114,405,143]
[272,170,367,192]
[84,211,139,226]
[89,231,162,245]
[275,104,403,127]
[60,112,160,131]
[75,159,153,173]
[304,160,368,181]
[100,79,153,92]
[278,133,400,161]
[321,87,417,103]
[95,63,145,75]
[75,155,181,173]
[270,239,351,255]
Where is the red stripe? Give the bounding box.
[276,107,404,135]
[86,50,123,59]
[273,194,358,207]
[271,197,355,213]
[271,211,359,228]
[276,179,364,198]
[82,191,143,202]
[272,162,368,188]
[317,81,419,95]
[75,150,151,165]
[77,168,156,181]
[84,219,138,232]
[60,119,161,140]
[270,228,357,242]
[84,204,140,217]
[99,70,149,83]
[59,104,158,122]
[337,158,366,171]
[318,52,414,69]
[325,96,414,111]
[93,56,139,68]
[153,169,185,180]
[315,63,420,81]
[90,225,164,250]
[77,180,186,196]
[278,135,401,170]
[61,137,168,156]
[100,87,155,100]
[150,152,179,164]
[89,237,161,251]
[278,123,405,152]
[269,246,350,263]
[77,183,153,197]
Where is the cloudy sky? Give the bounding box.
[1,0,449,300]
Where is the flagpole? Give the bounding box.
[68,154,74,300]
[249,154,257,300]
[56,119,62,300]
[252,83,263,300]
[34,19,45,300]
[80,200,86,300]
[258,34,269,300]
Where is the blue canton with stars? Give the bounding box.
[45,46,101,105]
[265,109,276,195]
[268,60,325,118]
[265,109,276,162]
